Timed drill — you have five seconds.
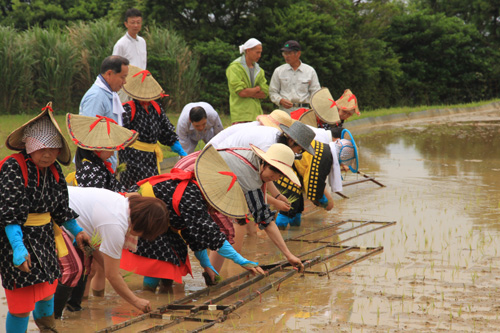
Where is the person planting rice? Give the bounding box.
[176,143,305,279]
[0,103,90,333]
[275,129,359,228]
[53,186,170,317]
[118,65,187,189]
[120,145,265,291]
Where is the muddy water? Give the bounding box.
[2,121,500,332]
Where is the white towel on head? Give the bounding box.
[94,77,126,126]
[239,38,262,54]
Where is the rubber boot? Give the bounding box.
[290,213,302,227]
[53,283,73,319]
[34,315,58,333]
[66,274,87,312]
[158,279,173,293]
[143,276,160,292]
[275,213,292,230]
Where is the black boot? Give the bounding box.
[66,273,88,312]
[53,284,73,319]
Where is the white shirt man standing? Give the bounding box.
[113,8,147,102]
[269,40,321,113]
[176,102,224,154]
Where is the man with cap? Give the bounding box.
[79,55,130,170]
[226,38,269,124]
[269,40,321,114]
[176,102,224,154]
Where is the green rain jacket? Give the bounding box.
[226,56,269,123]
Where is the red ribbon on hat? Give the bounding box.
[41,105,54,113]
[218,171,237,192]
[160,93,169,98]
[89,115,117,135]
[328,99,337,109]
[133,70,150,83]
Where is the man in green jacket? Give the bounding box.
[226,38,269,124]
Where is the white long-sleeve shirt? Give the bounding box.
[176,102,224,154]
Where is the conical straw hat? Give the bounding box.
[250,143,300,186]
[336,89,360,115]
[257,110,295,130]
[298,109,317,127]
[122,65,164,102]
[66,113,138,151]
[195,144,248,218]
[6,102,71,165]
[310,87,341,124]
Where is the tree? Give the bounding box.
[385,11,493,105]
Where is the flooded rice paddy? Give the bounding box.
[1,114,500,332]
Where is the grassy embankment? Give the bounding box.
[1,98,498,175]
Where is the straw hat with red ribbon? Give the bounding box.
[336,89,360,116]
[6,102,72,165]
[195,144,248,218]
[256,110,295,130]
[122,65,166,102]
[310,87,341,124]
[66,113,138,151]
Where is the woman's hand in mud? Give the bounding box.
[244,265,266,276]
[135,297,152,313]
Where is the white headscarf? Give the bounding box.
[239,38,262,54]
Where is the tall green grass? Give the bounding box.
[67,20,123,97]
[28,27,79,111]
[0,26,35,114]
[145,25,201,113]
[0,20,202,114]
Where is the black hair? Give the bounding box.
[276,132,288,145]
[100,55,129,74]
[262,161,283,175]
[75,147,97,169]
[189,107,207,123]
[125,8,142,21]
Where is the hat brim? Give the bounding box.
[256,114,282,130]
[311,88,341,124]
[298,110,317,127]
[66,113,138,151]
[6,104,71,165]
[280,124,315,156]
[341,129,359,173]
[195,144,248,218]
[250,144,300,186]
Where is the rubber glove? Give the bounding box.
[194,250,219,275]
[5,224,29,267]
[171,141,187,157]
[217,240,258,268]
[62,219,83,237]
[318,194,328,208]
